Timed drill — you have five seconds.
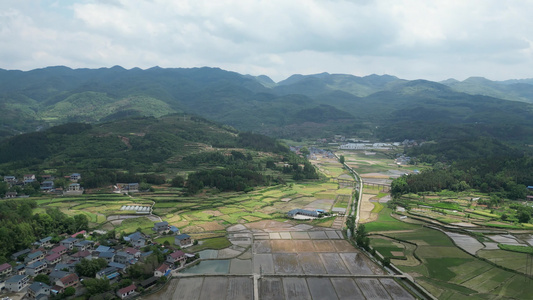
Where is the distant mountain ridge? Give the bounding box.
[1,66,533,143]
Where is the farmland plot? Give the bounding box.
[320,253,350,274]
[229,258,252,274]
[331,239,356,252]
[330,278,365,299]
[313,240,336,252]
[339,252,374,275]
[379,278,415,300]
[254,253,275,274]
[198,277,228,300]
[282,277,312,300]
[308,231,329,239]
[226,277,253,300]
[356,278,392,300]
[254,240,272,253]
[260,277,285,300]
[273,253,303,274]
[307,278,339,300]
[172,277,203,299]
[298,252,327,274]
[271,240,296,252]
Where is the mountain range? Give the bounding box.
[1,66,532,143]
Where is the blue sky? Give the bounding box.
[1,0,533,82]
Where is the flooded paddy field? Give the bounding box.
[146,222,416,300]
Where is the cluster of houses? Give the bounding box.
[2,173,83,198]
[0,221,195,299]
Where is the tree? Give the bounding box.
[34,274,50,285]
[63,286,76,297]
[518,211,531,223]
[171,175,185,187]
[83,278,111,295]
[339,155,345,164]
[75,258,108,277]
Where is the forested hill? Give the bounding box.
[1,66,533,144]
[0,114,287,174]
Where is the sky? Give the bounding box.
[1,0,533,82]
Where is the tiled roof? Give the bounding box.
[156,264,169,272]
[169,250,185,259]
[0,262,11,272]
[118,284,136,295]
[60,273,79,285]
[175,234,190,240]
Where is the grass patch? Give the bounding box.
[371,202,384,213]
[115,217,154,234]
[364,208,418,232]
[497,244,533,254]
[425,258,474,281]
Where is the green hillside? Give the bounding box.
[1,66,533,145]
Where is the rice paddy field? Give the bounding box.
[366,207,533,299]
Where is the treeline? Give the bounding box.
[391,156,532,200]
[80,171,165,189]
[405,137,523,164]
[237,132,288,153]
[178,150,253,168]
[186,168,266,194]
[0,200,89,263]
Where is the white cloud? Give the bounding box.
[0,0,533,81]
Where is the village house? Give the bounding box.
[140,276,158,290]
[25,261,47,276]
[0,263,12,277]
[166,250,186,265]
[50,245,67,256]
[4,191,17,198]
[53,262,77,273]
[174,234,193,247]
[34,236,53,248]
[114,251,134,265]
[3,176,16,185]
[169,226,180,234]
[14,264,26,275]
[70,250,92,261]
[28,282,50,299]
[41,174,54,181]
[70,173,81,182]
[117,284,136,299]
[25,250,45,265]
[108,262,127,273]
[94,245,112,254]
[123,247,141,258]
[60,237,78,250]
[96,266,120,280]
[5,274,29,292]
[98,251,115,263]
[287,208,320,219]
[74,240,93,251]
[23,174,36,185]
[154,263,171,277]
[10,248,31,260]
[40,180,55,191]
[124,232,146,248]
[55,273,79,289]
[49,270,69,283]
[44,252,62,265]
[153,221,169,233]
[117,183,139,193]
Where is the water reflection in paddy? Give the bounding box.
[182,260,230,274]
